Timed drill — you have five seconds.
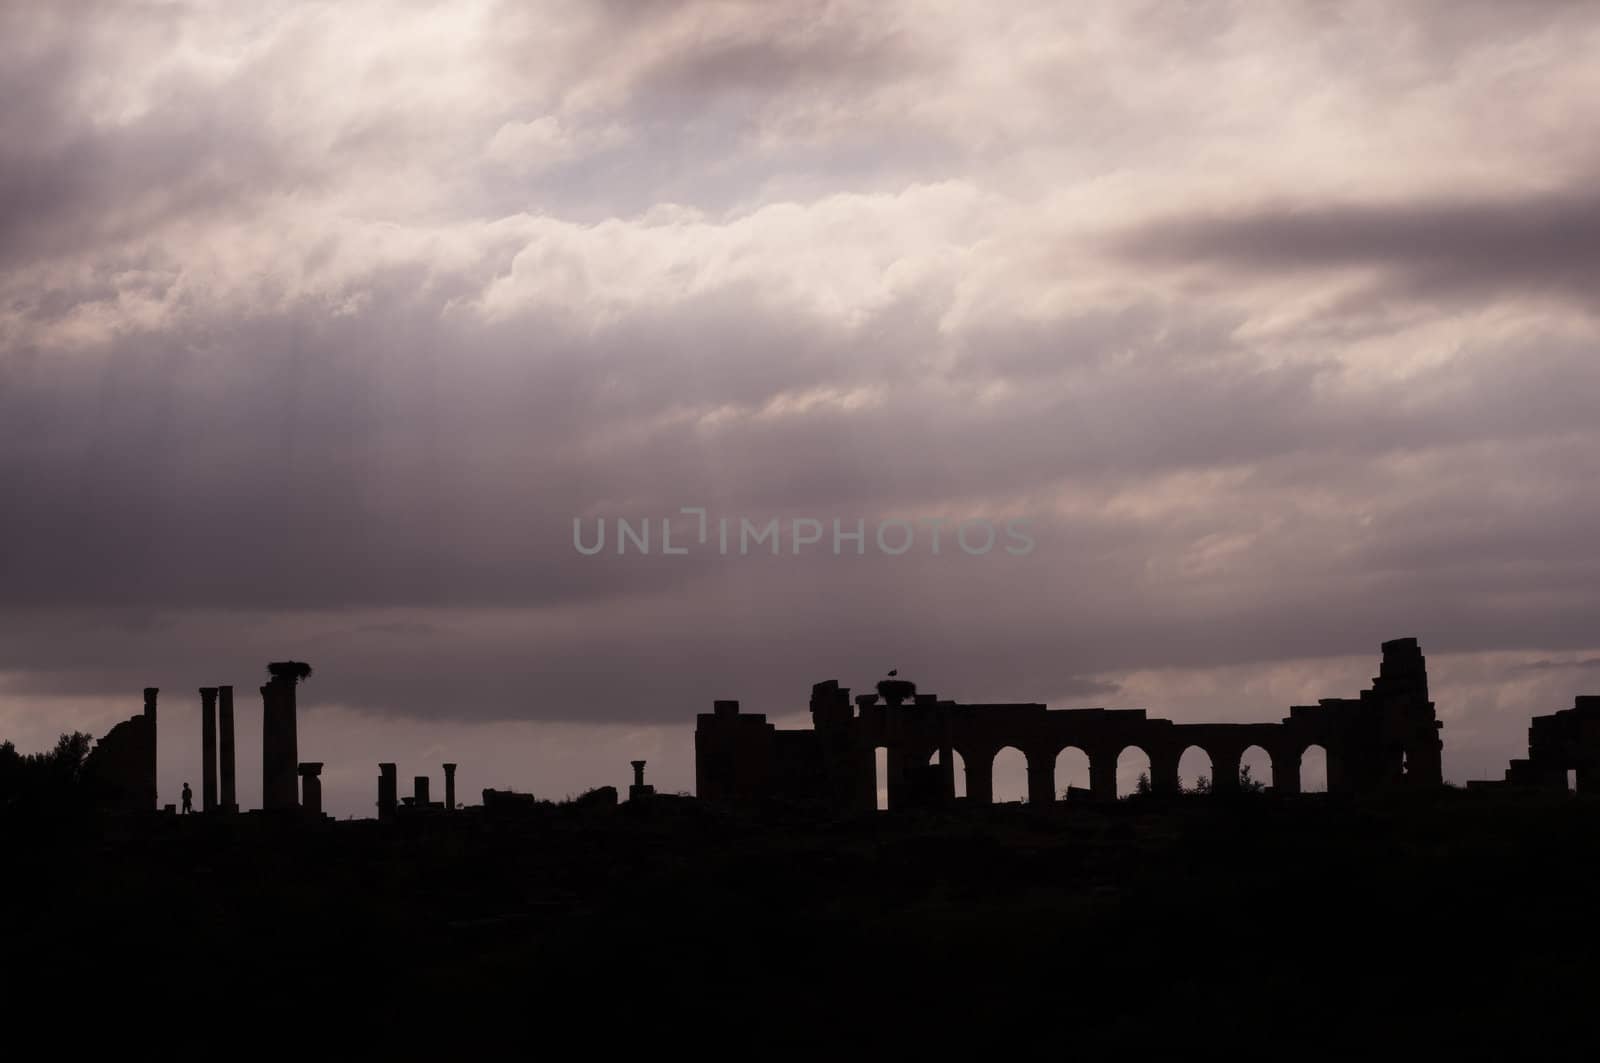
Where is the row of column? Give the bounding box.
[197,686,239,813]
[934,746,1318,805]
[377,763,458,819]
[197,682,321,815]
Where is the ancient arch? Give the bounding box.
[1240,744,1273,792]
[992,746,1028,803]
[1116,745,1153,798]
[1300,744,1328,793]
[1179,745,1213,793]
[926,748,968,799]
[696,639,1443,809]
[1055,746,1091,800]
[874,747,889,810]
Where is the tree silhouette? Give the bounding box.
[0,731,96,812]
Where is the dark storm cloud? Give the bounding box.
[7,281,1600,617]
[1112,188,1600,308]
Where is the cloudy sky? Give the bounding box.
[4,0,1600,816]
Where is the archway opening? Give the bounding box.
[1568,769,1577,794]
[875,747,888,810]
[925,748,968,799]
[992,746,1028,803]
[1241,745,1272,793]
[1179,745,1213,794]
[1117,746,1153,798]
[1300,745,1328,793]
[1056,747,1091,800]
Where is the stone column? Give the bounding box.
[965,750,995,805]
[629,760,656,802]
[443,763,457,810]
[1090,751,1119,802]
[1211,749,1242,794]
[260,683,276,809]
[218,686,237,812]
[1026,752,1055,805]
[884,747,912,811]
[1405,728,1444,787]
[1272,749,1300,795]
[143,688,159,810]
[261,666,304,811]
[298,762,324,816]
[200,688,219,813]
[1326,746,1348,794]
[937,707,956,803]
[1150,749,1181,796]
[414,775,431,807]
[378,763,397,820]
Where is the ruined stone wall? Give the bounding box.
[696,640,1444,809]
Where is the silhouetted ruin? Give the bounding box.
[80,687,158,811]
[200,686,218,812]
[44,637,1600,824]
[1471,695,1600,793]
[375,761,458,816]
[218,684,237,812]
[378,761,398,818]
[298,762,325,816]
[629,759,655,802]
[68,664,330,817]
[18,634,1600,1047]
[261,661,310,810]
[697,638,1444,809]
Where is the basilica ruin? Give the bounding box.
[696,637,1451,810]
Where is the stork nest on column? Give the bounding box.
[266,661,314,683]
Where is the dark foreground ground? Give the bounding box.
[6,789,1598,1048]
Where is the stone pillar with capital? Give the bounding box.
[1211,749,1242,794]
[143,688,159,809]
[298,762,324,816]
[965,748,995,805]
[261,663,309,811]
[377,763,397,820]
[1150,748,1181,797]
[200,687,219,813]
[1026,751,1056,805]
[1090,750,1119,802]
[218,686,237,812]
[443,763,457,810]
[1272,749,1300,795]
[629,760,656,802]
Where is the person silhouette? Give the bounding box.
[181,782,193,814]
